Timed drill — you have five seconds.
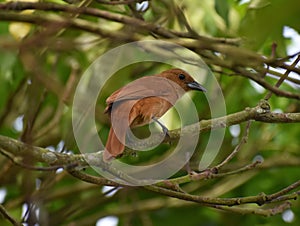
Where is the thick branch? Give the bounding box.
[0,101,299,169]
[0,102,299,211]
[164,100,300,143]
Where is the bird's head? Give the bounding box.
[157,68,207,93]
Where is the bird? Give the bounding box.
[103,68,206,161]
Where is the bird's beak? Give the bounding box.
[187,81,207,92]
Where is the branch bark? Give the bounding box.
[1,1,299,101]
[0,205,22,226]
[0,101,299,215]
[0,0,299,220]
[0,100,299,170]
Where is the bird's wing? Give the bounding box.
[106,76,177,105]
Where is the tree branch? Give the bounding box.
[144,181,299,206]
[1,100,299,213]
[0,1,228,40]
[0,11,137,42]
[0,0,299,220]
[264,55,300,100]
[211,201,291,216]
[95,0,144,5]
[1,2,299,102]
[0,100,299,170]
[0,205,22,226]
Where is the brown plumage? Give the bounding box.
[103,68,206,161]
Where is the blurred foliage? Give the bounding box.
[0,0,299,225]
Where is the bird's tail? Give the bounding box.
[103,100,136,161]
[104,127,126,161]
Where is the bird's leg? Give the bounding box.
[152,117,170,138]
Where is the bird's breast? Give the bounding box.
[130,97,173,128]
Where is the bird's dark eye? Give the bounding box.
[178,74,185,80]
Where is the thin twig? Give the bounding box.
[0,205,22,226]
[264,55,300,100]
[211,201,291,216]
[34,67,78,140]
[214,120,252,171]
[95,0,144,5]
[266,180,300,201]
[144,183,299,206]
[0,2,241,43]
[168,160,262,185]
[233,67,300,100]
[68,170,119,186]
[0,78,26,127]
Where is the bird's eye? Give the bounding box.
[178,74,185,80]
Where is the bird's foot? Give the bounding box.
[152,117,170,139]
[162,126,170,139]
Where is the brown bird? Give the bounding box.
[103,68,206,161]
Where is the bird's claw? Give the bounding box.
[162,126,170,138]
[152,117,171,140]
[161,124,172,145]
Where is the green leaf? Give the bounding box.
[239,0,300,55]
[215,0,230,26]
